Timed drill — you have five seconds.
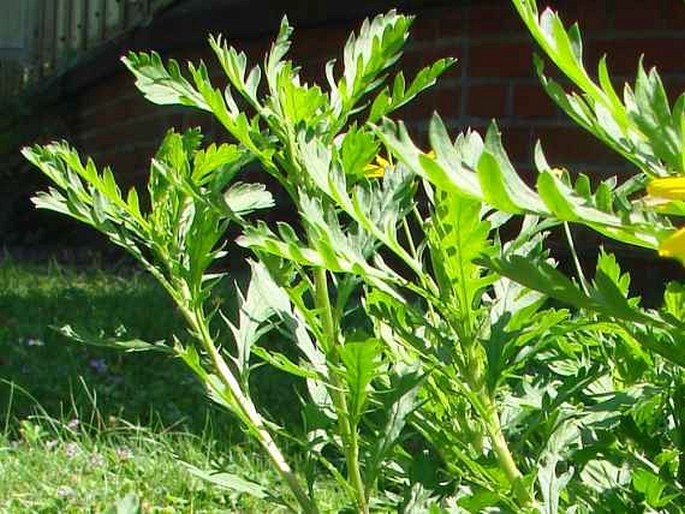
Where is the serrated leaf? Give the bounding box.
[251,346,320,380]
[57,324,171,354]
[123,51,207,109]
[182,462,268,499]
[223,182,274,215]
[340,339,382,423]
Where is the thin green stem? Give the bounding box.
[313,267,369,514]
[563,221,590,295]
[480,392,534,508]
[402,217,418,259]
[458,310,533,507]
[180,302,317,514]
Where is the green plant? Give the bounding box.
[24,12,457,512]
[22,3,685,513]
[376,0,685,510]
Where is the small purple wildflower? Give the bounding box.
[64,442,78,458]
[89,358,108,374]
[116,446,133,461]
[67,418,80,431]
[90,452,106,466]
[25,338,45,347]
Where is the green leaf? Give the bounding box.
[632,468,678,508]
[182,462,268,499]
[225,260,286,374]
[365,368,424,488]
[367,57,456,123]
[57,324,171,354]
[536,415,580,514]
[339,339,382,423]
[275,63,328,126]
[478,123,547,214]
[514,0,682,176]
[629,62,681,170]
[223,182,274,215]
[340,125,380,179]
[663,282,685,322]
[427,191,495,335]
[122,51,208,109]
[251,346,321,380]
[339,11,412,99]
[482,253,658,326]
[193,143,251,186]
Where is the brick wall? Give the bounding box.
[2,0,684,279]
[71,0,685,177]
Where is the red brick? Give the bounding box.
[180,110,215,130]
[409,11,440,43]
[544,0,611,32]
[238,38,273,62]
[469,41,537,78]
[175,46,214,65]
[466,84,508,118]
[664,0,685,30]
[434,6,469,39]
[291,24,350,63]
[532,125,625,166]
[467,3,523,36]
[401,45,462,78]
[87,116,169,152]
[394,87,459,125]
[663,77,685,104]
[512,83,560,118]
[610,0,666,31]
[83,94,155,130]
[588,37,685,75]
[499,126,534,165]
[99,146,156,188]
[79,71,136,109]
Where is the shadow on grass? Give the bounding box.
[0,258,303,443]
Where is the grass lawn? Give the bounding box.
[1,417,277,512]
[0,258,341,512]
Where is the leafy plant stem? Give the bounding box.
[402,217,418,260]
[181,303,317,514]
[313,267,369,513]
[563,221,590,295]
[479,391,535,508]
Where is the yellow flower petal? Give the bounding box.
[364,154,391,178]
[375,155,390,168]
[647,177,685,201]
[363,165,385,178]
[658,226,685,265]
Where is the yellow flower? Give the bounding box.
[657,227,685,263]
[364,155,391,178]
[647,177,685,264]
[363,150,436,179]
[647,177,685,200]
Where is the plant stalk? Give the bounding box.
[314,267,369,514]
[480,392,534,507]
[183,304,318,514]
[563,221,590,295]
